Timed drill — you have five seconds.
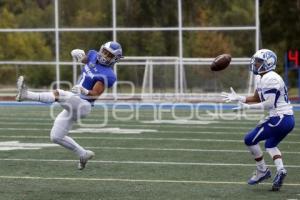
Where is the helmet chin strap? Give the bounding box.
[257,65,264,74]
[252,63,261,75]
[253,61,269,75]
[97,53,114,67]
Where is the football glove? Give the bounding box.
[71,49,85,62]
[71,85,89,95]
[221,87,246,103]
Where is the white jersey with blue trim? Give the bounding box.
[255,71,293,116]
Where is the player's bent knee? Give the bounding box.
[50,135,59,143]
[244,135,255,146]
[50,134,63,144]
[50,126,67,144]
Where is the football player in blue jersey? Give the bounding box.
[222,49,295,191]
[16,41,123,170]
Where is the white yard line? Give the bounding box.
[70,128,157,134]
[0,122,53,125]
[0,128,51,131]
[1,158,300,168]
[0,135,299,144]
[0,124,299,132]
[0,121,299,132]
[85,146,300,154]
[0,121,257,128]
[1,127,299,138]
[116,124,300,131]
[0,175,299,186]
[0,141,299,154]
[0,117,262,124]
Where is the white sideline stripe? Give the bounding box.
[0,176,300,186]
[1,158,300,168]
[85,146,300,155]
[0,135,300,144]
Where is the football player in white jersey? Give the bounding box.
[222,49,295,191]
[16,41,123,170]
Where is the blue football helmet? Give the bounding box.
[97,41,123,66]
[250,49,277,75]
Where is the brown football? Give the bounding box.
[210,54,231,71]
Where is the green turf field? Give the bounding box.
[0,105,299,200]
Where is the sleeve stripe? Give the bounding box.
[263,88,278,94]
[263,88,280,108]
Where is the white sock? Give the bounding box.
[274,158,284,171]
[256,159,267,171]
[27,91,55,103]
[266,147,284,171]
[247,145,267,171]
[247,144,263,158]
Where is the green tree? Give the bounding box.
[260,0,300,64]
[0,2,53,86]
[260,0,300,88]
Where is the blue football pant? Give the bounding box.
[244,115,294,148]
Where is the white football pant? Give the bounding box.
[50,89,91,157]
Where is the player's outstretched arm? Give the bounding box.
[245,90,261,103]
[222,87,261,103]
[233,94,275,111]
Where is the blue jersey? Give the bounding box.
[78,50,116,101]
